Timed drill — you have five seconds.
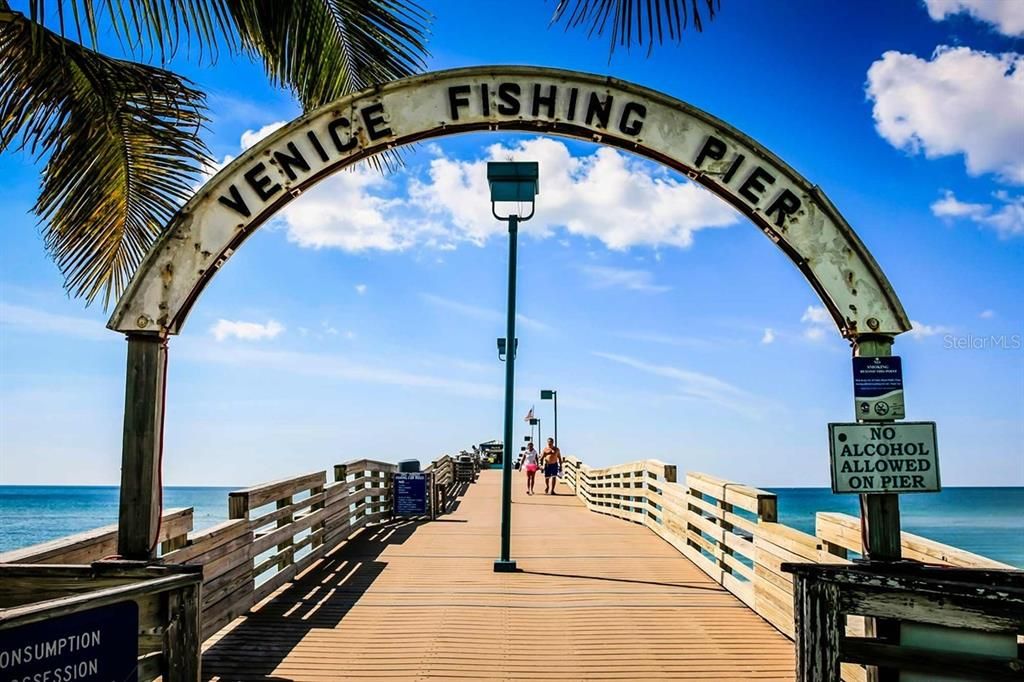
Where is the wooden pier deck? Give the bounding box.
[201,469,794,680]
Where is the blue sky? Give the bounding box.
[1,0,1021,487]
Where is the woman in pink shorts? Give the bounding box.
[523,442,540,495]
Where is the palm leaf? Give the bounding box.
[0,10,210,306]
[26,0,235,62]
[551,0,720,56]
[226,0,431,110]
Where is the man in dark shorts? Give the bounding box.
[541,437,561,495]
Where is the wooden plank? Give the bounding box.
[230,471,327,512]
[686,472,777,517]
[842,637,1024,679]
[162,519,250,565]
[251,507,326,556]
[757,522,821,561]
[250,491,327,530]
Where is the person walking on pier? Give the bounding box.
[523,442,540,495]
[542,437,561,495]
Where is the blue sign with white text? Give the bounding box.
[394,473,428,516]
[0,600,138,682]
[853,356,905,420]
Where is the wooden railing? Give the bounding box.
[424,454,455,513]
[784,562,1024,681]
[0,508,194,563]
[1,452,466,645]
[561,456,1017,681]
[816,511,1016,568]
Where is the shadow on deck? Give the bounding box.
[202,470,794,680]
[203,519,425,680]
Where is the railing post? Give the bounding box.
[792,574,842,682]
[163,579,201,681]
[276,496,294,570]
[118,332,168,560]
[311,480,325,550]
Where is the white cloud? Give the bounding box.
[579,265,670,293]
[409,137,739,250]
[931,190,1024,238]
[240,121,287,150]
[801,305,836,341]
[210,319,284,342]
[931,190,990,220]
[278,165,441,251]
[419,293,548,331]
[801,305,830,325]
[923,0,1024,36]
[866,47,1024,184]
[215,132,738,254]
[593,351,763,419]
[980,309,996,319]
[355,284,368,295]
[761,328,776,344]
[908,319,953,339]
[0,302,112,341]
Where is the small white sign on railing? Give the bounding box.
[828,422,940,494]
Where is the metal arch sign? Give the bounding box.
[108,66,910,338]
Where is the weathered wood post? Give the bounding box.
[853,334,900,682]
[117,332,169,560]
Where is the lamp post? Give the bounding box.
[541,389,558,447]
[530,417,541,449]
[489,161,539,573]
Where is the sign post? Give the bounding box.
[852,337,903,561]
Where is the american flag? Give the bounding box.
[524,406,534,422]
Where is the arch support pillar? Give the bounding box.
[117,332,168,560]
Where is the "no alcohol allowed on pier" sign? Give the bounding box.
[828,422,940,494]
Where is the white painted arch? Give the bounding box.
[108,65,910,338]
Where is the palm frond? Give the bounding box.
[26,0,235,62]
[0,11,210,305]
[551,0,719,57]
[227,0,431,110]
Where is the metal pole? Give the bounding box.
[495,214,519,573]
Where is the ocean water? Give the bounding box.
[0,486,235,554]
[0,485,1021,567]
[769,486,1024,567]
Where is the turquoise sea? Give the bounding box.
[0,485,1021,566]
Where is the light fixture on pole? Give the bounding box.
[541,389,558,447]
[530,417,541,449]
[488,161,539,573]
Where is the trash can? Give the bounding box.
[398,459,420,473]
